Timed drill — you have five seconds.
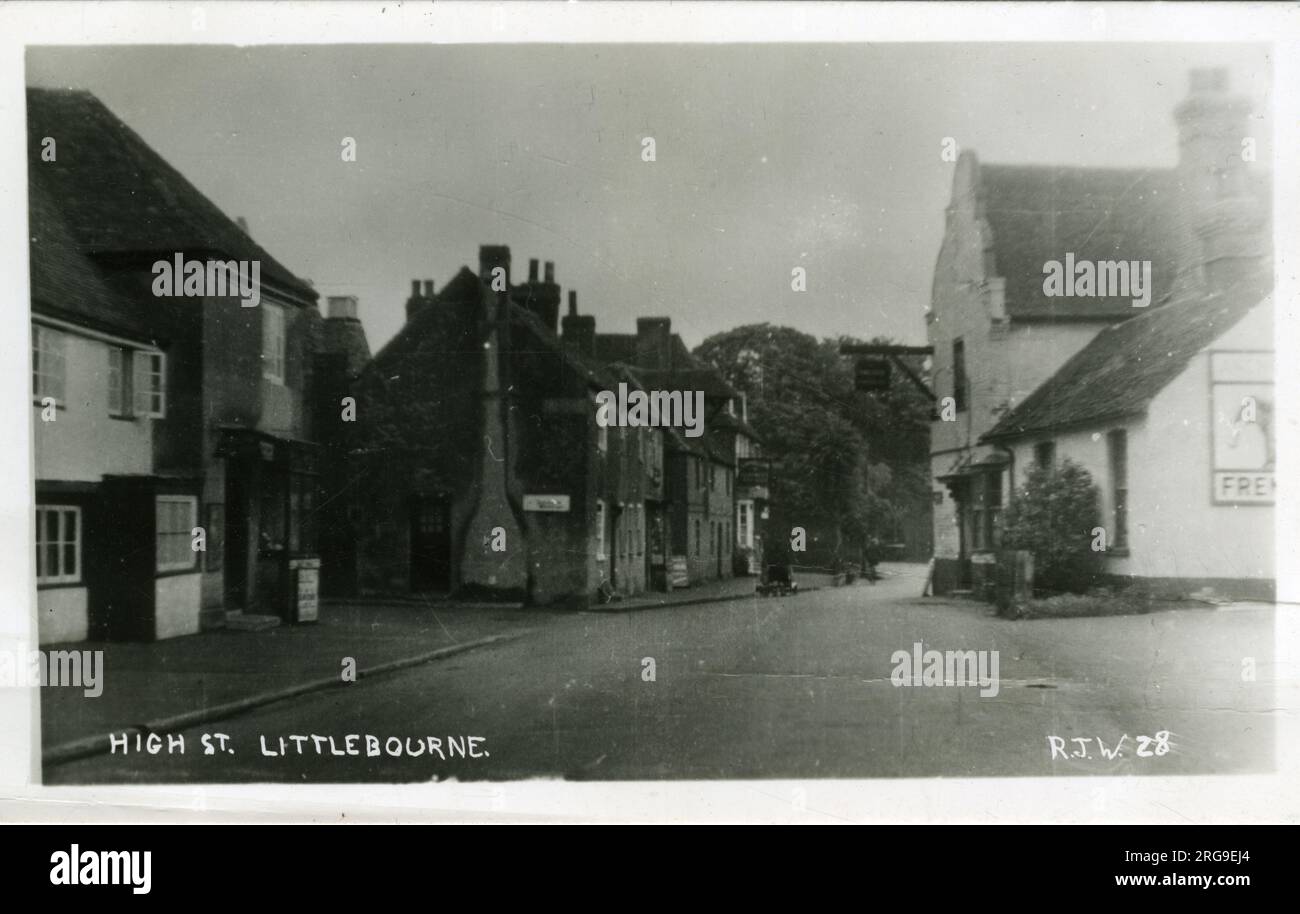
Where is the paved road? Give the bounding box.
[47,566,1276,783]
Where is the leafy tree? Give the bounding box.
[693,324,931,564]
[1000,458,1103,594]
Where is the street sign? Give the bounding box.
[523,494,571,512]
[855,357,890,391]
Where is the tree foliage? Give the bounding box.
[1000,458,1103,594]
[693,323,931,562]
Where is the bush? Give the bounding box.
[1003,586,1156,620]
[1000,458,1103,595]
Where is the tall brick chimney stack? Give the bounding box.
[405,278,435,321]
[323,295,372,377]
[512,257,562,335]
[561,290,596,357]
[1174,68,1269,295]
[479,245,512,320]
[635,317,673,369]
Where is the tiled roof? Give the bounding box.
[28,180,159,343]
[712,408,760,442]
[978,162,1188,319]
[983,281,1269,441]
[366,264,617,392]
[593,333,637,364]
[27,88,316,302]
[629,366,739,401]
[510,301,619,391]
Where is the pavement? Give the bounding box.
[43,562,1283,784]
[39,572,768,761]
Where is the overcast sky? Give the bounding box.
[28,43,1270,353]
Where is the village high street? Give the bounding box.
[45,565,1278,785]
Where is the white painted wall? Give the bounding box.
[1008,299,1273,586]
[155,573,202,639]
[36,587,87,644]
[32,327,153,481]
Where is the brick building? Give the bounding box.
[336,247,661,607]
[568,307,757,586]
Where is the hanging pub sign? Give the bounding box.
[855,357,890,392]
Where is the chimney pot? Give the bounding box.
[411,279,421,295]
[327,295,358,321]
[544,261,555,283]
[529,259,539,282]
[568,290,577,316]
[423,279,434,297]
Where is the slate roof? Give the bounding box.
[978,162,1187,319]
[28,179,159,343]
[982,281,1269,441]
[27,88,316,302]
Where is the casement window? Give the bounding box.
[1108,430,1129,549]
[134,351,165,417]
[32,325,67,405]
[984,471,1003,549]
[156,495,198,573]
[35,505,80,585]
[969,472,1003,551]
[952,338,968,412]
[595,499,606,560]
[108,347,166,418]
[1034,441,1056,469]
[261,303,286,384]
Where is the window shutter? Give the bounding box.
[134,351,150,415]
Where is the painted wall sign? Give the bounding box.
[290,557,320,622]
[523,494,570,512]
[1210,352,1274,505]
[669,556,689,589]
